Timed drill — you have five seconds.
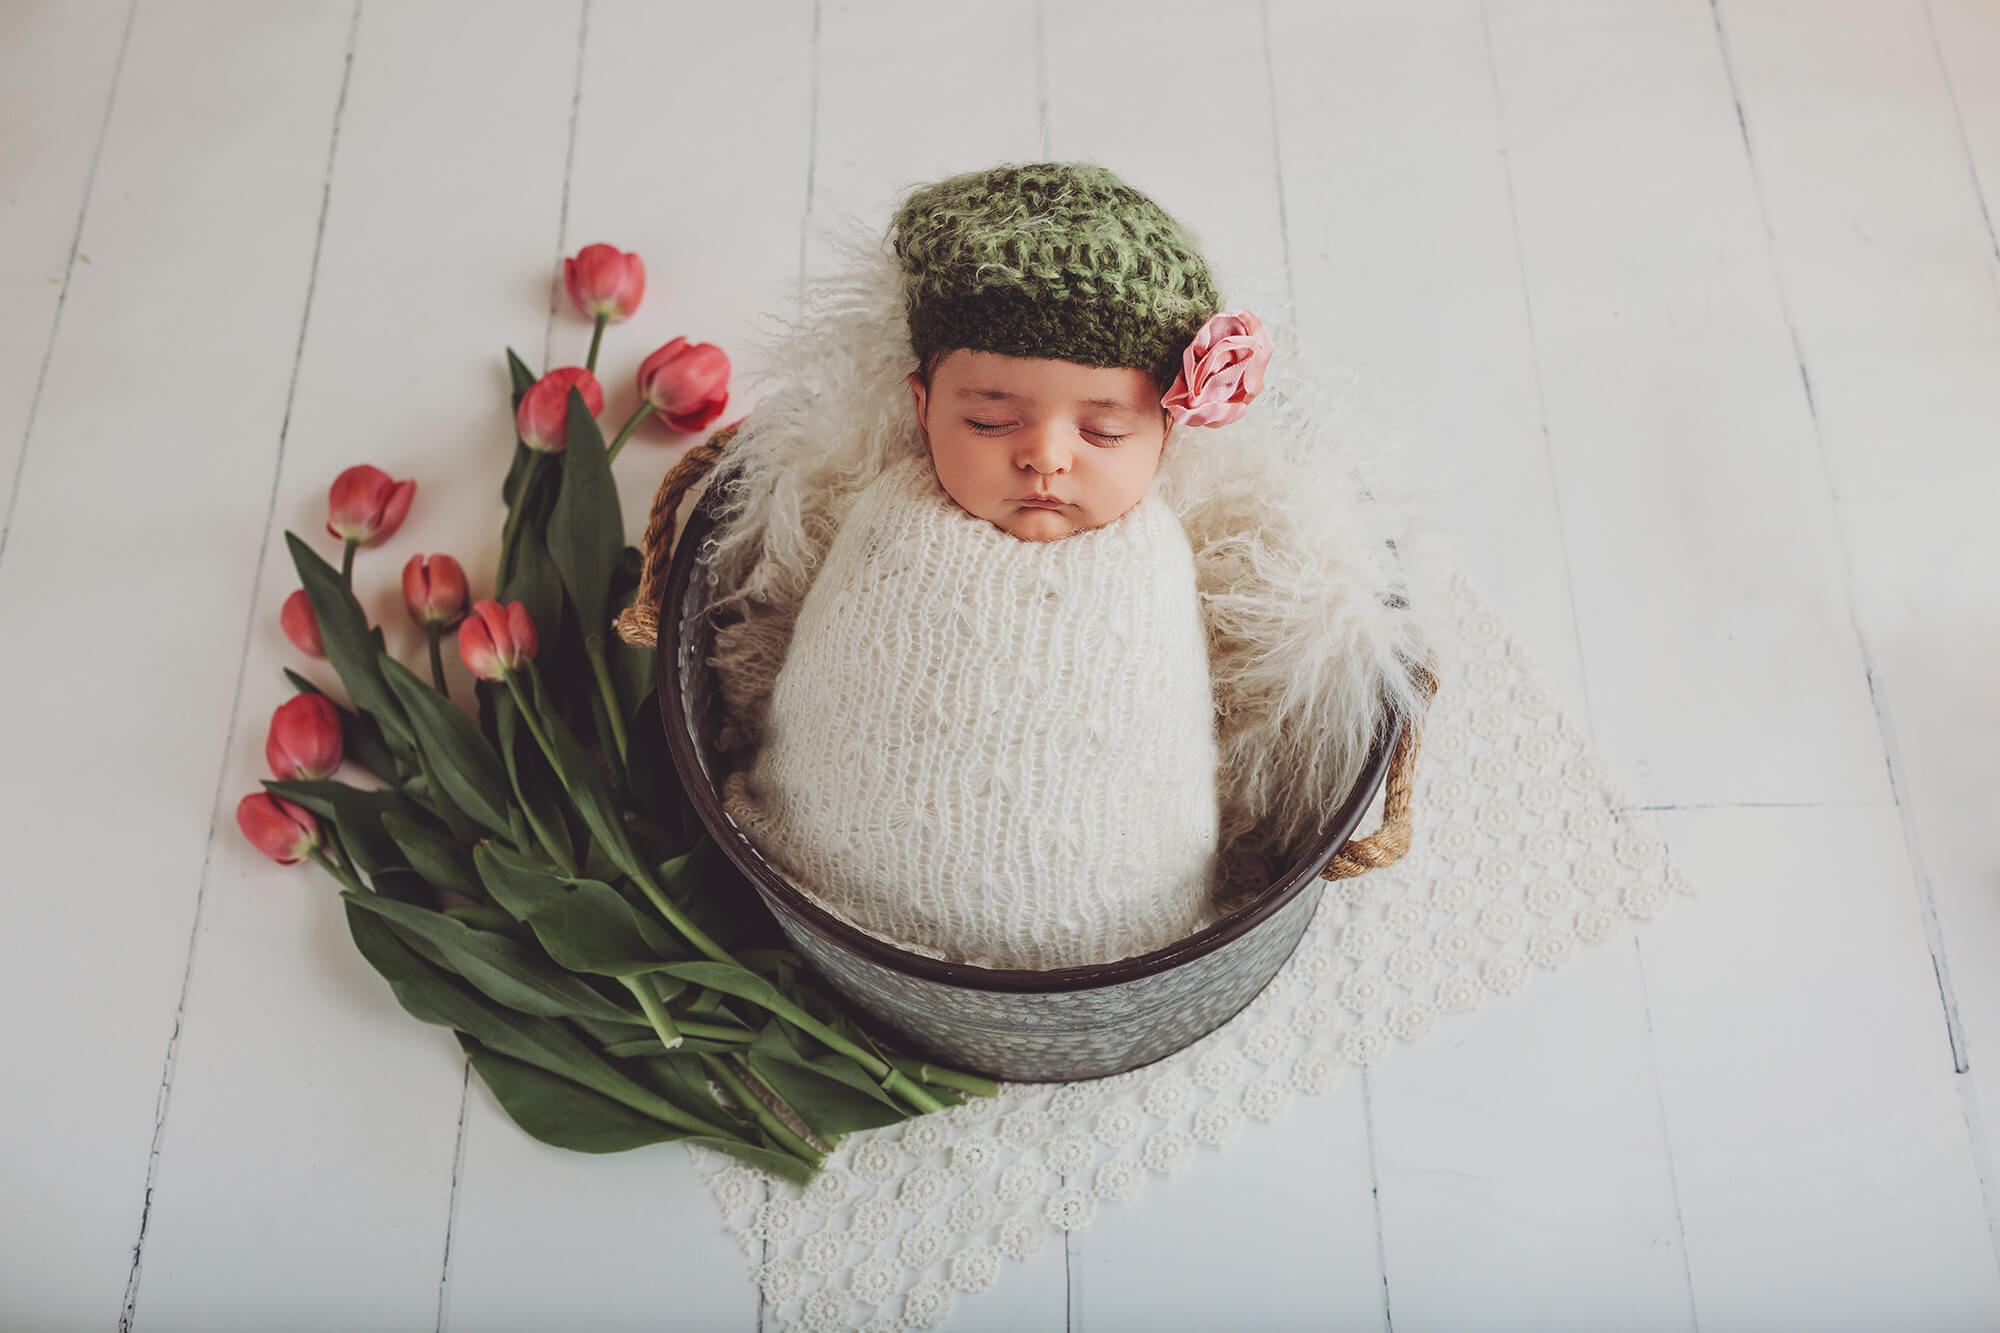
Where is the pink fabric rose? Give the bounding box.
[1160,309,1274,428]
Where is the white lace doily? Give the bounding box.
[687,563,1695,1332]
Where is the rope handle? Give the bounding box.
[615,424,738,649]
[1320,661,1439,881]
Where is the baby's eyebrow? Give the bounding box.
[954,387,1140,414]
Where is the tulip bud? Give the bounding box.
[402,553,470,628]
[236,792,320,865]
[458,600,539,681]
[266,693,344,781]
[637,338,731,432]
[516,368,605,453]
[280,588,325,657]
[563,244,645,322]
[326,464,416,547]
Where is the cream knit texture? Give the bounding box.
[720,450,1221,971]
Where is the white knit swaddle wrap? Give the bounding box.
[720,451,1221,970]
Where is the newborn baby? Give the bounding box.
[720,349,1223,970]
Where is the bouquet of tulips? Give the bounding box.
[236,244,994,1183]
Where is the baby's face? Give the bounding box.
[907,349,1169,542]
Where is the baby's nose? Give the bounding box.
[1015,424,1072,473]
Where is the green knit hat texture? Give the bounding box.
[889,161,1221,392]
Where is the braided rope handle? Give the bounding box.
[1319,661,1439,881]
[614,424,739,648]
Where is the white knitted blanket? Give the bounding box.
[720,451,1221,970]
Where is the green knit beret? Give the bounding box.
[889,161,1221,392]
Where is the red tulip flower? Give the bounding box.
[564,244,645,322]
[236,792,320,865]
[280,589,324,657]
[326,464,416,549]
[637,338,731,433]
[266,694,344,781]
[516,367,605,453]
[458,600,539,681]
[402,553,470,628]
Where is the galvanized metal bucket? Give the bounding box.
[628,432,1428,1082]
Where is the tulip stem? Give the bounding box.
[426,625,448,693]
[500,673,560,780]
[583,635,629,767]
[339,539,357,588]
[585,314,607,375]
[700,1053,824,1170]
[605,404,652,464]
[622,974,683,1050]
[883,1054,1001,1098]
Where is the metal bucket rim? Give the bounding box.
[654,482,1404,997]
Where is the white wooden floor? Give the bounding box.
[3,1,1997,1329]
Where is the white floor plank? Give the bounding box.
[1643,805,2000,1328]
[1372,942,1695,1330]
[0,3,362,1324]
[441,1092,758,1333]
[128,3,583,1327]
[1712,0,2000,1263]
[1930,0,2000,247]
[1485,0,1891,810]
[0,0,129,543]
[1069,1079,1387,1332]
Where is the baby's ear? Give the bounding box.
[904,371,928,422]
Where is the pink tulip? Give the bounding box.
[326,465,416,547]
[280,589,325,657]
[236,792,320,865]
[563,244,646,322]
[637,337,731,432]
[402,553,470,628]
[458,600,539,681]
[266,694,344,781]
[516,367,605,453]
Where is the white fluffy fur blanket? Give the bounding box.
[684,227,1442,905]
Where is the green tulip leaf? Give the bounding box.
[380,810,481,900]
[532,687,648,886]
[461,1036,807,1178]
[286,532,414,751]
[492,687,576,873]
[342,896,723,1135]
[545,385,622,641]
[472,842,691,975]
[341,890,643,1024]
[378,653,515,838]
[655,960,790,1017]
[459,1035,680,1154]
[499,511,564,646]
